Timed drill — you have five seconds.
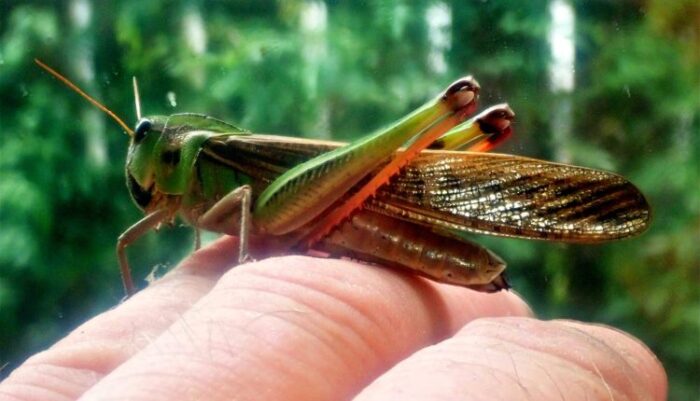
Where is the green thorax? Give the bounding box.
[126,113,252,211]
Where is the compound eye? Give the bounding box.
[134,118,153,142]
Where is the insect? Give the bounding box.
[36,59,651,296]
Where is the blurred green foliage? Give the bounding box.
[1,0,698,398]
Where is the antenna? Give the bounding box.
[132,77,142,121]
[34,59,134,137]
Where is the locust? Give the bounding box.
[36,59,651,297]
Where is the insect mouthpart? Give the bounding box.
[126,172,154,210]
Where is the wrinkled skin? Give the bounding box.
[0,236,666,401]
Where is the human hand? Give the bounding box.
[0,236,666,401]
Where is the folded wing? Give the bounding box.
[370,151,650,243]
[204,135,650,242]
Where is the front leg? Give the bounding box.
[117,208,172,296]
[197,185,253,264]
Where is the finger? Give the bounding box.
[77,256,531,401]
[354,317,667,401]
[0,235,239,401]
[557,321,667,401]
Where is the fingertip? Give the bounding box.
[557,320,668,401]
[354,317,666,401]
[462,318,667,400]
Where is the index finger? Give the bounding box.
[0,236,531,401]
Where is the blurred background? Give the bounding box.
[0,0,698,398]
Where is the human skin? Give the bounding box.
[0,236,667,401]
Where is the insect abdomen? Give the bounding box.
[316,210,508,292]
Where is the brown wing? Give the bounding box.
[203,135,650,242]
[369,151,650,243]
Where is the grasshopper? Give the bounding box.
[36,60,651,296]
